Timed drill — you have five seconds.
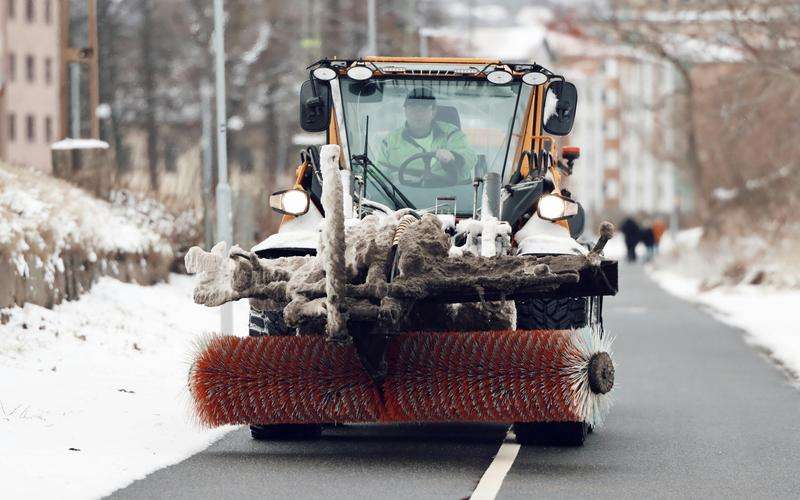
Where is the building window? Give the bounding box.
[26,115,36,142]
[25,55,35,82]
[45,0,52,23]
[8,0,15,19]
[605,149,619,167]
[25,0,34,22]
[45,116,53,142]
[45,57,53,84]
[606,119,620,139]
[8,114,16,142]
[8,53,16,81]
[606,89,619,107]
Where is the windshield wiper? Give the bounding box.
[351,153,415,210]
[351,116,415,210]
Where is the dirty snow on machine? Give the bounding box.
[185,57,618,447]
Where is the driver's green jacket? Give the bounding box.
[377,121,478,181]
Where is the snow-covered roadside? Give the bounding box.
[0,274,249,499]
[650,269,800,383]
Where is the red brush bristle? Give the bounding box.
[382,330,584,423]
[189,335,382,427]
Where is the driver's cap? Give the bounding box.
[405,87,436,106]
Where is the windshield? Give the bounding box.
[341,78,530,214]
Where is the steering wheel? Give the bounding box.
[397,151,455,188]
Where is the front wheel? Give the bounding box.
[515,297,589,330]
[513,421,589,447]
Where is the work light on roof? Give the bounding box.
[346,66,373,81]
[312,66,338,81]
[522,71,548,86]
[486,70,513,85]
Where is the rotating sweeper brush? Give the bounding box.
[189,329,613,429]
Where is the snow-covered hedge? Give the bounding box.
[0,163,184,308]
[653,227,800,290]
[107,190,202,273]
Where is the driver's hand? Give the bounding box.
[435,149,455,164]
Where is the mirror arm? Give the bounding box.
[557,159,573,176]
[308,69,320,98]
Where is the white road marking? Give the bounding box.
[470,428,521,500]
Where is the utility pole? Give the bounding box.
[366,0,377,56]
[59,0,100,139]
[213,0,234,335]
[200,80,214,251]
[70,65,81,137]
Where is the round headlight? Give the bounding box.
[269,189,310,216]
[537,194,567,220]
[346,66,373,81]
[282,190,310,214]
[522,71,548,86]
[486,70,513,85]
[312,66,338,81]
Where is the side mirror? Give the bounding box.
[299,80,331,132]
[543,81,577,136]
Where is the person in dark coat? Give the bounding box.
[620,217,641,263]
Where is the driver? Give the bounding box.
[377,87,477,184]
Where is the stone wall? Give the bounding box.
[0,247,172,310]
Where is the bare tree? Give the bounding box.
[140,0,159,192]
[596,0,800,227]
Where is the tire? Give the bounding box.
[515,297,588,330]
[513,421,589,447]
[249,307,292,337]
[250,423,322,441]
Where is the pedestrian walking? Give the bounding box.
[620,216,641,263]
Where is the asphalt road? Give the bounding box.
[108,265,800,499]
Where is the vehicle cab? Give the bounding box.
[253,57,584,259]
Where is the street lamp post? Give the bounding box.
[213,0,234,335]
[366,0,376,55]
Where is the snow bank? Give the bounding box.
[0,274,249,499]
[652,225,800,289]
[0,162,170,258]
[650,269,800,384]
[108,190,202,272]
[0,162,199,308]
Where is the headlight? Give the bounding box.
[537,194,579,221]
[269,189,310,216]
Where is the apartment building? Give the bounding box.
[0,0,61,172]
[549,31,681,221]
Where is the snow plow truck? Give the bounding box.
[185,57,618,447]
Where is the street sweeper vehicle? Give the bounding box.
[185,57,618,447]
